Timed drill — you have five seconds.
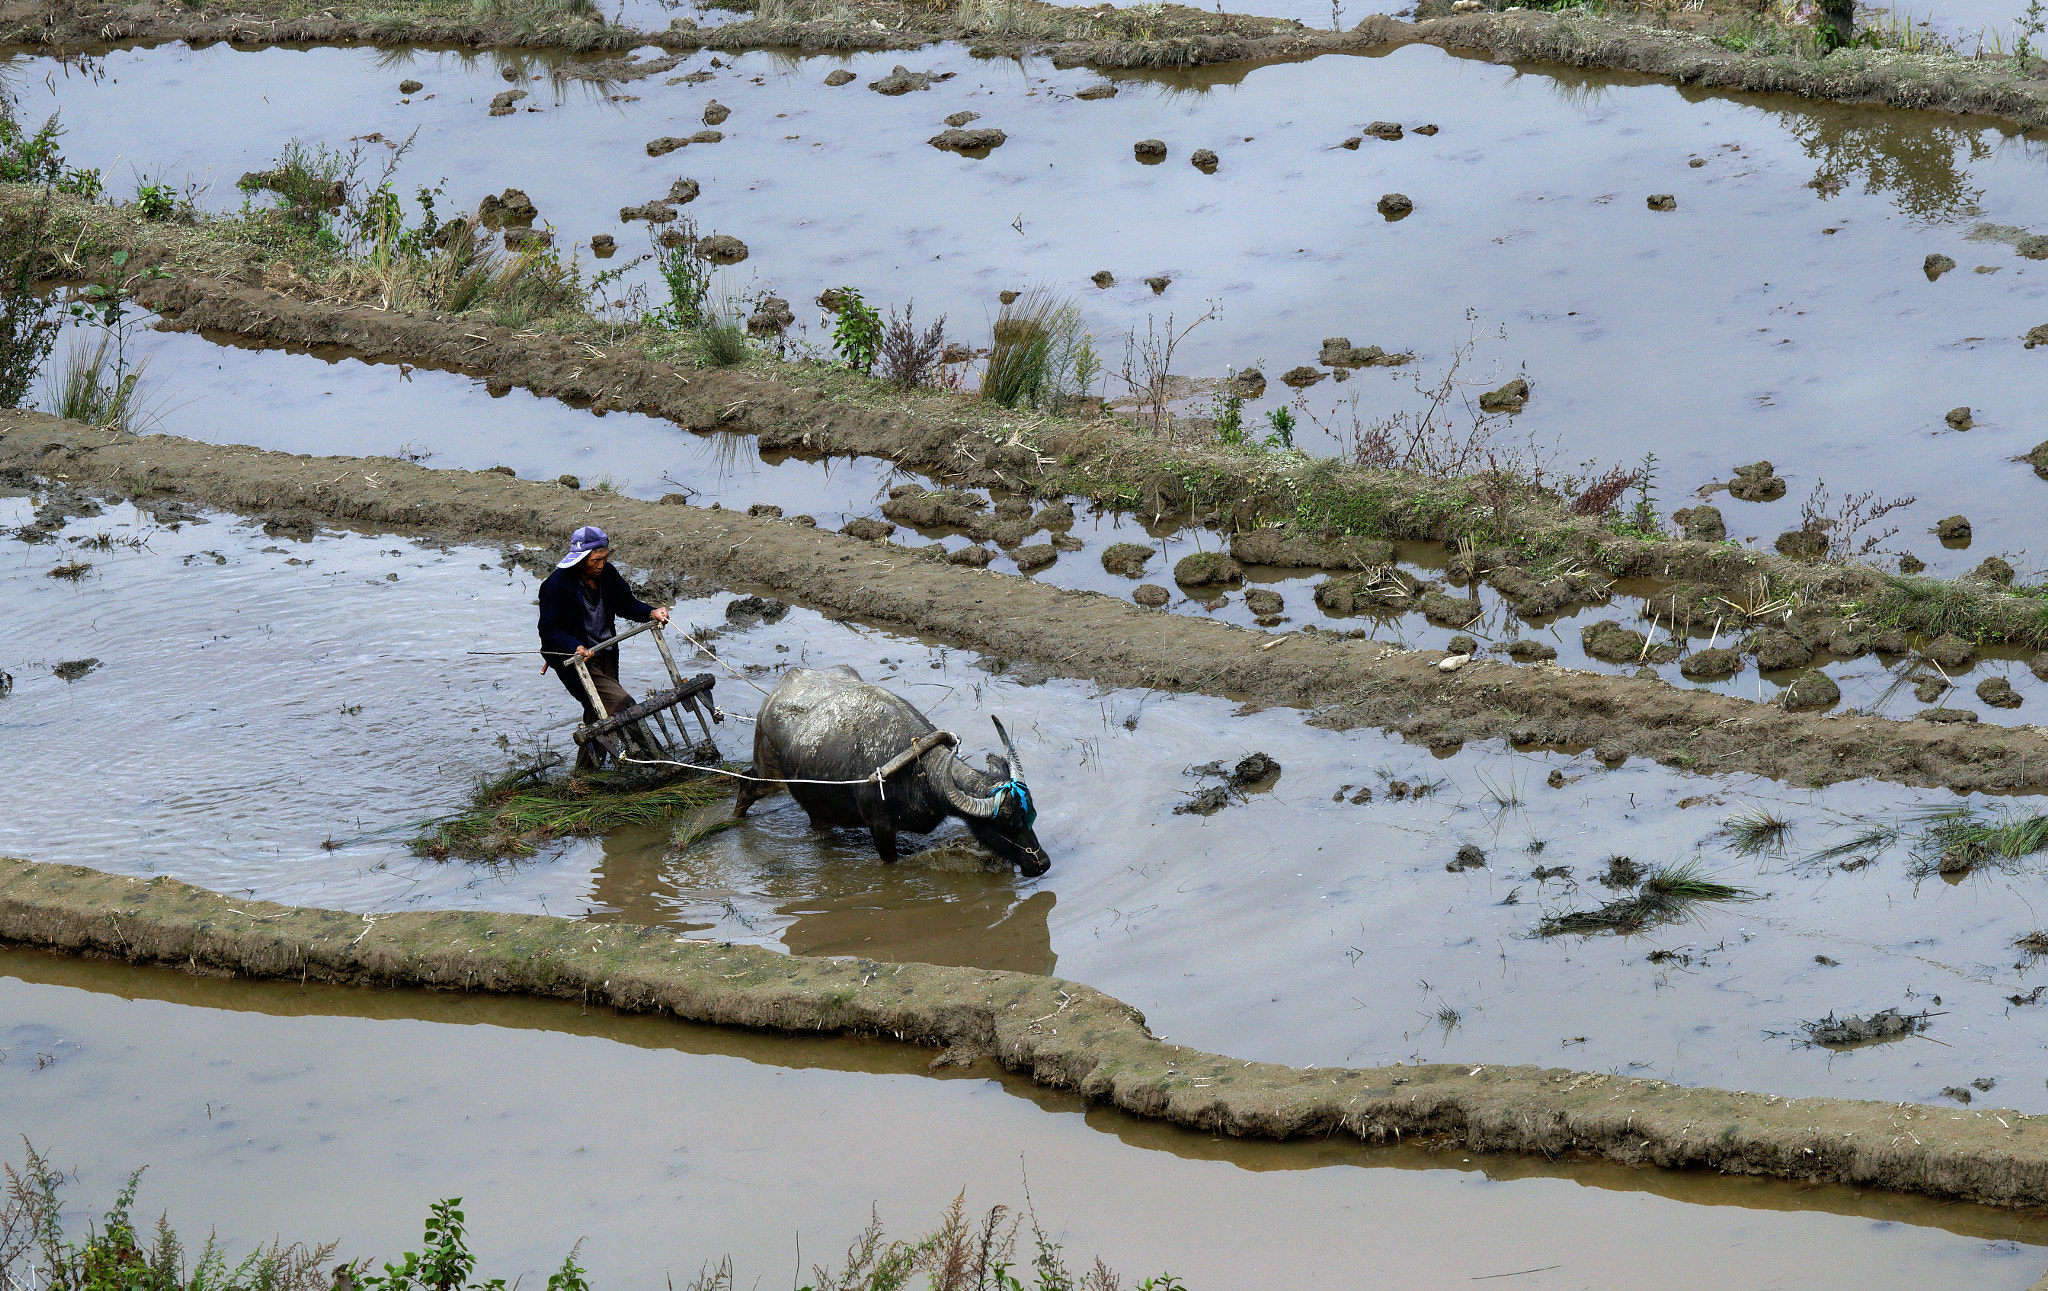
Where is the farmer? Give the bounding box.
[536,525,671,735]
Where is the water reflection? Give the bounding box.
[583,821,1059,974]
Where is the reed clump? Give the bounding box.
[982,286,1085,411]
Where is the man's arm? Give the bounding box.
[535,573,587,658]
[602,563,668,624]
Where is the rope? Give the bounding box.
[616,753,904,800]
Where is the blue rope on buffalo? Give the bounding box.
[994,779,1036,827]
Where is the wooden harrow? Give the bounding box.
[566,619,721,769]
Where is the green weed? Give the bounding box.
[983,286,1084,411]
[830,286,883,373]
[1724,806,1792,857]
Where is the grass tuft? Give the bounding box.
[982,286,1084,411]
[1723,806,1792,857]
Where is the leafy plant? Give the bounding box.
[133,180,176,221]
[830,286,883,373]
[1262,406,1294,450]
[1211,390,1244,445]
[0,195,62,410]
[2020,0,2045,59]
[0,110,102,198]
[651,221,712,329]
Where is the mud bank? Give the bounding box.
[9,853,2048,1212]
[21,188,2048,665]
[11,411,2048,792]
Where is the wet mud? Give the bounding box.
[10,853,2048,1213]
[10,410,2048,793]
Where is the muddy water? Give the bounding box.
[11,498,2048,1111]
[18,41,2048,577]
[10,950,2046,1289]
[117,322,2048,725]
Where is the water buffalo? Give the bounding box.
[735,665,1050,876]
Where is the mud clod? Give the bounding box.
[840,517,895,541]
[398,78,423,94]
[1231,752,1281,786]
[1803,1009,1924,1046]
[1011,543,1056,571]
[1679,647,1742,681]
[824,69,856,86]
[1598,856,1644,888]
[1075,83,1117,99]
[1133,138,1168,158]
[1647,193,1677,211]
[1190,148,1218,172]
[1945,406,1974,430]
[1174,784,1231,815]
[1726,461,1786,502]
[930,127,1007,152]
[52,658,100,681]
[1546,769,1567,788]
[1782,671,1841,712]
[1916,707,1979,723]
[1377,192,1413,220]
[1977,676,2022,709]
[870,65,950,94]
[1132,584,1170,608]
[724,595,788,625]
[1244,588,1285,616]
[702,99,730,125]
[1924,253,1956,280]
[1671,505,1727,542]
[948,545,995,568]
[1173,551,1242,586]
[1100,542,1152,577]
[1280,365,1326,388]
[1478,378,1529,413]
[1366,120,1403,140]
[1924,634,1975,668]
[1503,640,1558,663]
[1582,619,1676,664]
[1448,844,1487,872]
[488,88,527,115]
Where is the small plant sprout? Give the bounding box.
[1263,406,1296,450]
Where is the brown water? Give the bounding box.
[19,40,2048,581]
[11,497,2048,1112]
[6,946,2047,1289]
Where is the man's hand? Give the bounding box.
[652,607,671,625]
[574,646,593,661]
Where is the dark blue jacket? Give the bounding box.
[537,562,656,662]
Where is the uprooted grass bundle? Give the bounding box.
[1538,860,1754,936]
[412,759,733,859]
[1906,803,2048,876]
[1723,806,1792,857]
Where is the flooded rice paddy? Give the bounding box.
[11,495,2048,1115]
[11,947,2048,1289]
[124,323,2048,724]
[16,39,2048,580]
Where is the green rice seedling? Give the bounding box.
[1796,817,1901,868]
[1902,803,2048,876]
[1724,806,1792,857]
[982,286,1084,411]
[672,813,736,851]
[412,761,732,859]
[1640,859,1755,903]
[1538,860,1753,936]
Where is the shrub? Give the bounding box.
[879,303,946,389]
[830,286,883,372]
